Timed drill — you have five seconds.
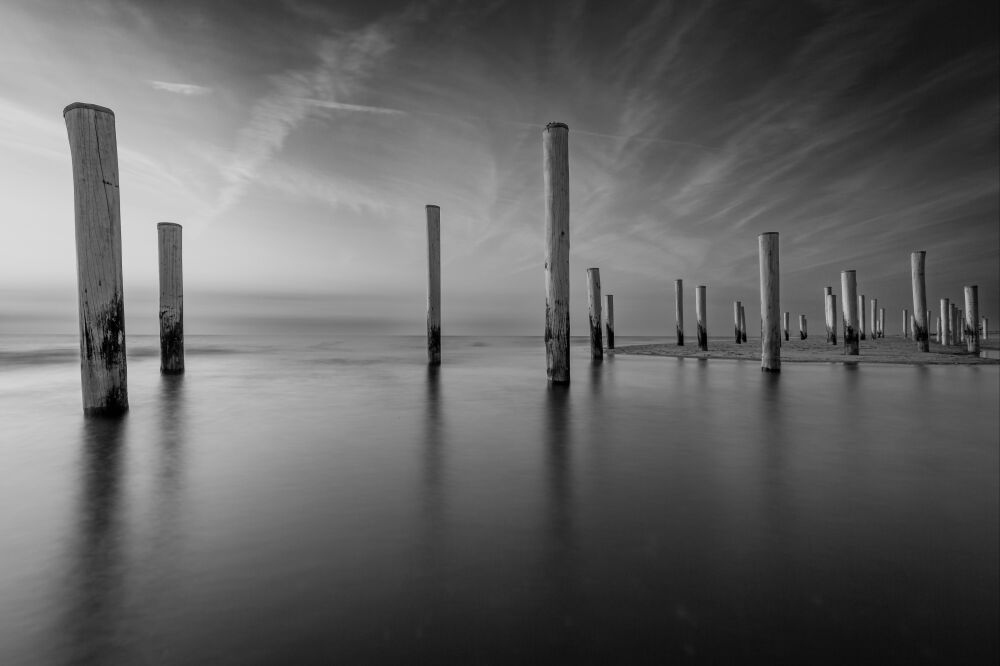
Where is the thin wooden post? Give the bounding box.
[825,289,836,344]
[957,308,964,344]
[157,222,184,374]
[739,304,747,342]
[983,317,989,341]
[782,311,790,342]
[734,301,742,343]
[543,122,569,383]
[911,251,929,351]
[759,232,780,372]
[950,303,959,346]
[674,279,684,345]
[841,270,858,355]
[799,314,807,340]
[64,102,128,416]
[902,309,909,339]
[426,205,441,365]
[695,285,707,351]
[878,308,885,338]
[586,268,603,360]
[936,316,941,342]
[940,299,950,345]
[605,294,615,350]
[859,294,867,341]
[870,298,878,340]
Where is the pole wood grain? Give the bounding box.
[605,294,615,350]
[799,314,807,340]
[759,233,780,371]
[696,286,707,351]
[587,268,603,359]
[674,279,684,345]
[734,301,742,344]
[878,308,885,339]
[739,304,747,343]
[426,205,441,365]
[940,299,950,345]
[157,222,184,374]
[911,252,929,351]
[841,270,858,355]
[859,295,867,340]
[543,123,570,383]
[64,103,128,415]
[870,298,878,341]
[824,287,833,343]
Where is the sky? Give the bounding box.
[1,0,997,336]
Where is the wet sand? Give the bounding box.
[617,335,1000,365]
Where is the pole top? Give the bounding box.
[425,204,440,209]
[842,269,856,274]
[544,122,568,131]
[759,231,779,236]
[63,102,115,117]
[157,222,182,229]
[586,267,599,272]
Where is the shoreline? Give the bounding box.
[616,336,1000,366]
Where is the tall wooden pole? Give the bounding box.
[878,308,885,339]
[695,286,707,351]
[674,279,684,345]
[826,293,838,345]
[782,311,790,342]
[859,294,867,341]
[740,304,747,342]
[841,270,858,355]
[543,122,569,383]
[940,298,950,345]
[734,301,742,344]
[911,251,929,351]
[64,102,128,416]
[824,287,833,343]
[799,314,807,340]
[902,309,909,339]
[759,232,780,372]
[957,308,964,344]
[870,298,878,340]
[157,222,184,374]
[983,317,989,341]
[586,268,603,360]
[426,205,441,365]
[605,294,615,350]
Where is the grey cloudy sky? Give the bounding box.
[1,0,996,336]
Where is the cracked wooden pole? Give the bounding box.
[940,299,950,345]
[799,314,807,340]
[65,102,128,416]
[782,311,790,342]
[824,287,834,343]
[858,295,867,341]
[605,294,615,350]
[841,270,858,355]
[543,122,569,383]
[674,279,684,345]
[426,205,441,365]
[826,293,838,345]
[869,298,878,340]
[982,317,989,341]
[695,285,708,351]
[740,304,747,342]
[733,301,742,344]
[878,308,885,339]
[911,251,929,351]
[157,222,184,374]
[586,268,603,360]
[759,232,780,372]
[902,309,909,339]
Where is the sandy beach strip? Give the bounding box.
[616,336,1000,365]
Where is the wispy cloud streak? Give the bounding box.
[149,80,212,96]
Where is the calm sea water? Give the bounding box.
[1,334,997,664]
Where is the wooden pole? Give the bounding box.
[936,316,942,343]
[759,232,780,372]
[841,270,858,355]
[426,205,441,365]
[605,294,615,350]
[739,304,747,342]
[911,251,929,351]
[543,122,569,383]
[782,311,790,342]
[64,102,128,416]
[825,289,836,344]
[734,301,742,344]
[870,298,878,340]
[902,309,909,339]
[586,268,603,360]
[858,294,867,341]
[951,303,959,346]
[940,298,950,345]
[983,317,989,341]
[695,285,707,351]
[878,308,885,339]
[799,314,807,340]
[157,222,184,374]
[957,308,964,344]
[674,279,684,346]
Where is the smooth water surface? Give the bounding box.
[1,335,997,664]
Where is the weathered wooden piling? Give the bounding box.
[543,122,569,383]
[605,294,615,350]
[824,288,836,344]
[950,303,959,346]
[936,316,942,342]
[739,304,747,342]
[782,311,790,342]
[157,223,184,374]
[841,270,858,355]
[940,299,950,345]
[799,314,807,340]
[65,102,128,415]
[870,298,878,340]
[586,268,603,360]
[734,301,742,344]
[759,232,780,372]
[902,309,909,339]
[859,295,867,341]
[983,317,989,341]
[426,205,441,365]
[674,279,684,346]
[696,285,708,351]
[878,308,885,339]
[911,251,929,351]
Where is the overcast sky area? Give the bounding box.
[1,0,997,336]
